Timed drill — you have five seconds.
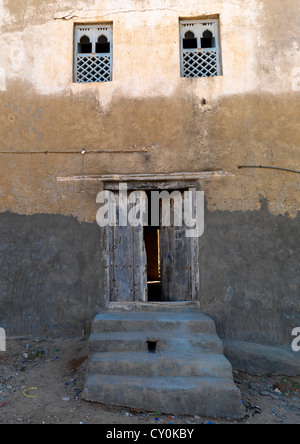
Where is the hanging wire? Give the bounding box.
[238,165,300,174]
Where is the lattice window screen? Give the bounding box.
[74,24,113,83]
[180,20,221,78]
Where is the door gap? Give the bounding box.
[144,191,162,302]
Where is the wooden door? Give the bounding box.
[106,191,147,303]
[160,190,199,301]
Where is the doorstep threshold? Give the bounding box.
[106,301,200,312]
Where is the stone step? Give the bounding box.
[91,311,216,335]
[83,309,243,418]
[83,374,243,418]
[89,331,224,354]
[88,351,233,378]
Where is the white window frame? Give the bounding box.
[180,19,221,78]
[74,24,113,83]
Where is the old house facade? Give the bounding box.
[0,0,299,388]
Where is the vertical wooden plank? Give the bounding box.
[108,189,147,303]
[105,224,113,306]
[109,193,133,302]
[111,224,135,302]
[160,224,173,301]
[160,197,175,301]
[133,224,147,302]
[160,190,198,301]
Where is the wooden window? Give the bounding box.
[180,19,221,78]
[74,24,113,83]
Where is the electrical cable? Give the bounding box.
[238,165,300,174]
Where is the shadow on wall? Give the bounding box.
[0,199,299,346]
[0,212,104,338]
[200,199,300,346]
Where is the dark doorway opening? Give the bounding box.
[144,191,162,301]
[144,226,161,301]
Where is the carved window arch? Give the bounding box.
[96,35,110,54]
[78,35,92,54]
[201,30,215,49]
[183,31,197,49]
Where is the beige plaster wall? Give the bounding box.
[0,0,299,221]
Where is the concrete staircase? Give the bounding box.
[82,309,243,418]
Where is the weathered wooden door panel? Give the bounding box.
[110,225,134,302]
[160,226,194,301]
[160,191,199,301]
[107,193,147,303]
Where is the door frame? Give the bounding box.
[102,180,201,307]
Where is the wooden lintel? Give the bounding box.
[104,181,198,190]
[57,171,234,183]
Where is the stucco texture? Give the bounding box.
[0,0,299,220]
[0,0,299,343]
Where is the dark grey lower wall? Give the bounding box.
[0,213,105,337]
[200,200,300,346]
[0,203,299,345]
